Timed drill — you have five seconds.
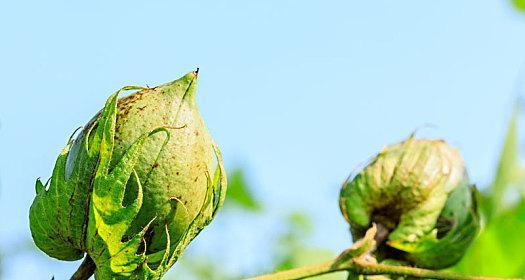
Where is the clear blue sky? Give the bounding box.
[1,0,525,279]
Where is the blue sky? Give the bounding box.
[1,0,525,279]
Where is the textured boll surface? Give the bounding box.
[110,73,216,258]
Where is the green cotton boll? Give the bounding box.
[29,71,227,279]
[339,137,479,269]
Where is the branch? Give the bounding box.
[70,255,96,280]
[246,259,336,280]
[245,225,523,280]
[245,257,523,280]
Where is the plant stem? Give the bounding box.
[70,255,96,280]
[353,259,523,280]
[247,260,336,280]
[246,224,523,280]
[245,257,524,280]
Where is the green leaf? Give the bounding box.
[451,201,525,277]
[71,87,163,279]
[29,146,86,261]
[450,103,525,277]
[485,103,524,220]
[388,182,480,269]
[87,128,161,278]
[29,86,150,264]
[225,169,261,212]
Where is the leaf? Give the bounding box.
[29,86,150,264]
[225,169,261,212]
[29,146,86,261]
[87,131,158,277]
[388,183,480,269]
[450,201,525,277]
[450,103,525,277]
[485,103,524,220]
[75,88,165,279]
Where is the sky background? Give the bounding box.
[1,0,525,279]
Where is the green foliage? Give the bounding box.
[173,181,345,280]
[514,0,525,11]
[175,256,232,280]
[451,103,525,277]
[86,93,168,279]
[273,212,346,280]
[483,104,524,220]
[178,106,525,277]
[453,202,525,277]
[393,182,479,270]
[225,169,261,212]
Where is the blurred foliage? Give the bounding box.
[514,0,525,11]
[171,104,525,279]
[482,105,524,220]
[224,169,262,212]
[451,103,525,277]
[171,169,346,280]
[273,213,346,280]
[179,102,525,279]
[174,256,232,280]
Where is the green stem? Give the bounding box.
[245,258,523,280]
[247,225,522,280]
[247,260,336,280]
[353,259,522,280]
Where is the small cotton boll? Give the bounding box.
[339,137,479,269]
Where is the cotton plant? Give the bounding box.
[28,71,521,280]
